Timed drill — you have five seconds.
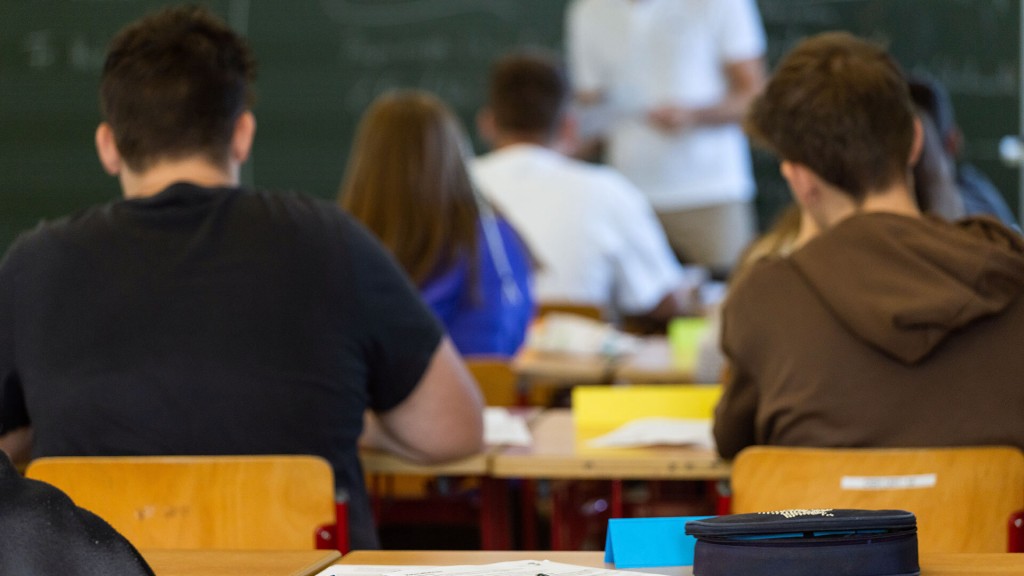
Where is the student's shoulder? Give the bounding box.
[241,188,361,231]
[4,201,117,259]
[726,254,798,310]
[543,155,636,195]
[576,162,658,210]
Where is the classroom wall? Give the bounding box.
[0,0,1019,253]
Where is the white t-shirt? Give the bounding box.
[566,0,766,210]
[471,144,685,315]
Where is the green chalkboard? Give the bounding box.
[245,0,569,201]
[0,0,1019,254]
[0,0,569,253]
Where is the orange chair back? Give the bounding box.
[731,446,1024,553]
[26,455,340,551]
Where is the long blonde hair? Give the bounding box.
[340,90,479,286]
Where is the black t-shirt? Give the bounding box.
[0,182,444,549]
[0,452,155,575]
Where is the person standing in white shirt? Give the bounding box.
[473,50,699,323]
[566,0,768,275]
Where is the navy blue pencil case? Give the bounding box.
[684,509,919,576]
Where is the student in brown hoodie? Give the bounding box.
[714,32,1024,459]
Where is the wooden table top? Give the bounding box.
[359,450,489,476]
[513,337,695,385]
[511,346,613,383]
[491,409,729,480]
[338,549,1024,575]
[359,408,545,477]
[141,549,340,576]
[615,337,694,383]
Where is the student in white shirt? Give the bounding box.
[473,50,699,323]
[566,0,768,275]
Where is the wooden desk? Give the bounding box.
[359,450,488,477]
[339,550,1024,575]
[511,346,612,384]
[142,549,340,576]
[491,409,728,481]
[512,337,695,388]
[359,447,501,550]
[615,337,694,383]
[491,409,728,549]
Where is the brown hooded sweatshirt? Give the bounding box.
[715,212,1024,459]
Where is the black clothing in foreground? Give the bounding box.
[0,452,154,576]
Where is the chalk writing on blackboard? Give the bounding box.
[320,0,519,28]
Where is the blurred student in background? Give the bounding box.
[565,0,768,276]
[473,50,700,327]
[341,90,535,356]
[912,107,965,221]
[909,74,1020,230]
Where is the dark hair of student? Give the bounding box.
[100,5,256,172]
[487,49,569,139]
[908,74,957,143]
[744,32,916,202]
[340,90,480,287]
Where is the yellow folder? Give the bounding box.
[571,384,722,438]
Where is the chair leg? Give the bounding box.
[521,480,539,550]
[714,479,732,515]
[336,500,350,554]
[480,477,512,550]
[314,501,349,554]
[610,480,624,518]
[1010,509,1024,553]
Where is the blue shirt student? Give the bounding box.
[421,216,534,356]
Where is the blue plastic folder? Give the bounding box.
[604,516,713,568]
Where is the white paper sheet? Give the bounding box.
[526,313,639,357]
[318,559,664,576]
[484,407,532,446]
[585,418,714,449]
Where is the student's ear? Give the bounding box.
[908,117,924,167]
[230,111,256,163]
[553,112,581,157]
[476,108,497,147]
[783,160,836,233]
[780,160,818,207]
[94,123,122,176]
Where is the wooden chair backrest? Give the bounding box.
[25,455,336,550]
[537,302,605,322]
[465,356,519,406]
[731,446,1024,553]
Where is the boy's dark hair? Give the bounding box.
[100,5,256,172]
[487,49,568,137]
[745,32,916,201]
[908,73,957,142]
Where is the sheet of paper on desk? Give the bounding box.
[586,417,714,449]
[484,407,532,446]
[318,560,664,576]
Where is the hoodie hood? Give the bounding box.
[790,213,1024,364]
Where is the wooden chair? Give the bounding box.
[536,302,605,322]
[25,455,345,552]
[731,446,1024,553]
[465,356,520,406]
